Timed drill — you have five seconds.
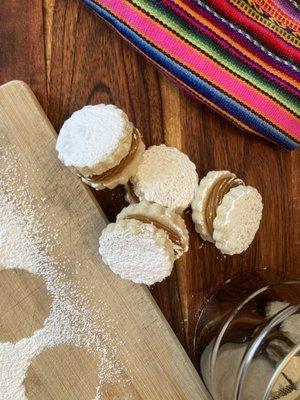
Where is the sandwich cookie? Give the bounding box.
[56,104,145,190]
[191,170,263,255]
[126,144,198,212]
[99,201,189,285]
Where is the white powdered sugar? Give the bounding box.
[0,145,129,400]
[213,185,263,255]
[132,144,198,212]
[56,104,132,170]
[191,170,236,242]
[99,219,174,285]
[192,170,263,255]
[117,201,189,259]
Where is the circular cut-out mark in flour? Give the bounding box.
[0,269,52,343]
[24,344,99,400]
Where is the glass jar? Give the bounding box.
[194,269,300,400]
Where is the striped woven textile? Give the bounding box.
[82,0,300,150]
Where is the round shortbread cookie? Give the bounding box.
[99,219,175,285]
[131,145,198,212]
[213,185,263,255]
[81,129,145,190]
[192,170,236,242]
[117,201,189,259]
[56,104,133,177]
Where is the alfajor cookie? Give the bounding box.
[99,201,188,285]
[56,104,145,190]
[191,170,263,255]
[126,144,198,212]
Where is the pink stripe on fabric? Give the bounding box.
[102,0,300,137]
[263,0,300,25]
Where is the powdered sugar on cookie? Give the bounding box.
[99,219,175,285]
[131,145,198,212]
[192,170,263,255]
[56,104,133,175]
[213,185,263,255]
[117,201,189,259]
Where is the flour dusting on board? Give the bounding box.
[0,145,130,400]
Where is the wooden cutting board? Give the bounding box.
[0,80,209,399]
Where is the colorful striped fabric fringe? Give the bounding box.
[82,0,300,150]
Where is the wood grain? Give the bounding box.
[0,0,299,369]
[0,269,52,343]
[0,80,208,399]
[24,345,99,400]
[0,2,47,108]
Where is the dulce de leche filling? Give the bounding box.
[124,214,182,248]
[126,180,139,203]
[81,128,140,184]
[205,176,244,239]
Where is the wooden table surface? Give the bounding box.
[1,0,299,364]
